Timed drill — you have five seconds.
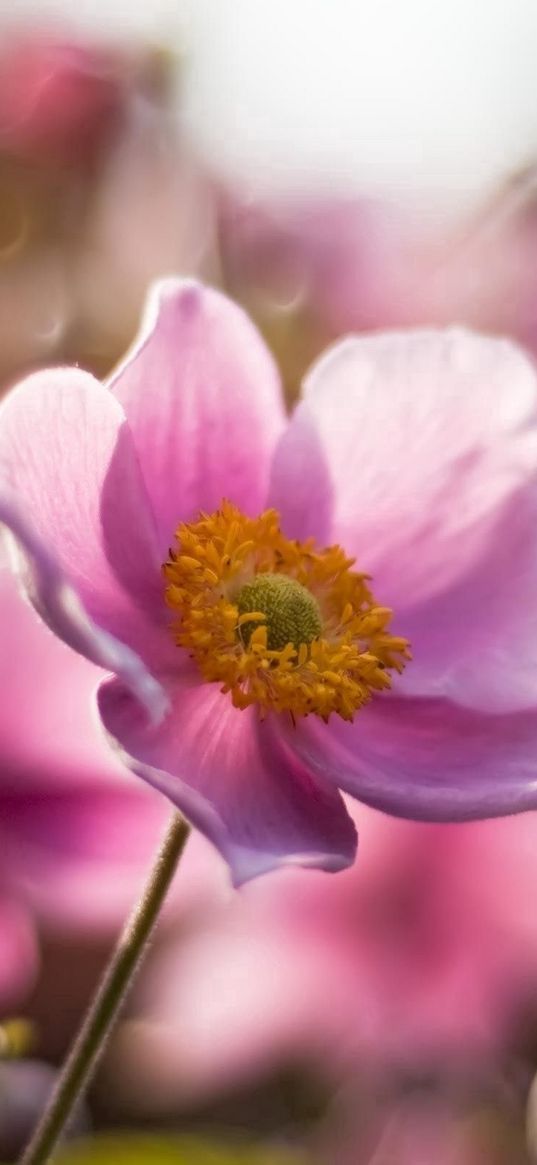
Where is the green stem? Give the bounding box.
[20,811,191,1165]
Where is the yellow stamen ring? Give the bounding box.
[163,501,410,721]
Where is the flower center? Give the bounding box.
[236,572,323,651]
[163,501,410,721]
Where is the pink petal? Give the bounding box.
[395,520,537,713]
[108,279,286,552]
[279,697,537,822]
[270,329,537,711]
[97,676,357,885]
[0,366,176,669]
[0,494,166,725]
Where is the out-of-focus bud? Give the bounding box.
[0,33,130,170]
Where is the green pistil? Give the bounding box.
[237,572,323,651]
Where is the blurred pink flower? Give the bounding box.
[116,805,537,1114]
[0,32,128,169]
[0,30,217,392]
[220,183,537,385]
[2,281,537,885]
[74,80,217,365]
[0,897,36,1014]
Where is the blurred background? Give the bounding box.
[3,2,537,1162]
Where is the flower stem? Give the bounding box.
[20,811,191,1165]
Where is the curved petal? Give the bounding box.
[0,494,166,725]
[393,509,537,714]
[0,366,177,668]
[97,676,357,885]
[270,328,537,712]
[108,279,286,552]
[278,697,537,822]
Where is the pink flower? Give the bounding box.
[109,806,537,1117]
[1,279,537,883]
[0,897,36,1014]
[220,187,537,371]
[0,32,127,169]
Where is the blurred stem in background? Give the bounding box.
[20,812,191,1165]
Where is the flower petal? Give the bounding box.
[97,676,357,885]
[0,493,166,725]
[108,279,286,551]
[270,328,537,711]
[280,697,537,822]
[0,365,177,667]
[394,515,537,713]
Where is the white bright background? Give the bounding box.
[5,0,537,216]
